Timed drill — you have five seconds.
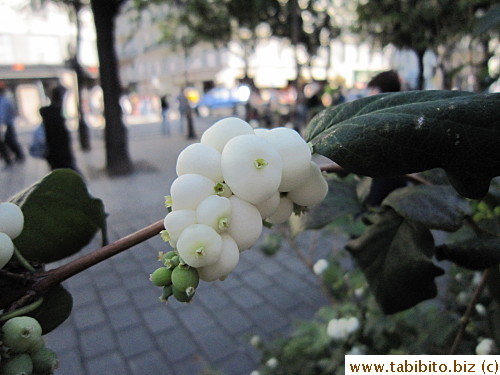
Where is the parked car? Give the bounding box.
[195,85,251,117]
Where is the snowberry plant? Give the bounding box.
[0,89,497,366]
[152,117,328,302]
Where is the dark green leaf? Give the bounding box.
[382,185,472,231]
[10,170,107,263]
[486,266,500,306]
[27,284,73,334]
[289,176,363,236]
[436,236,500,270]
[346,209,444,314]
[306,91,500,199]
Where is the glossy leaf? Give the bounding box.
[436,236,500,270]
[346,209,444,314]
[10,169,107,263]
[382,185,472,231]
[306,91,500,199]
[27,284,73,334]
[289,176,363,236]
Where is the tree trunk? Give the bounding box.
[416,49,426,90]
[73,1,91,151]
[90,0,133,175]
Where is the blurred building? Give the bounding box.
[0,0,98,128]
[114,4,423,101]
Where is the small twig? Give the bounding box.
[33,219,164,294]
[1,296,44,321]
[449,269,490,354]
[13,246,36,272]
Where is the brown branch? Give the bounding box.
[449,269,490,354]
[33,219,164,294]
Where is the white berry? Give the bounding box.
[228,196,263,251]
[177,224,223,267]
[0,232,14,269]
[200,117,254,152]
[170,174,216,211]
[288,161,328,207]
[263,127,311,192]
[253,128,269,137]
[0,202,24,239]
[176,143,223,182]
[197,234,240,282]
[163,210,197,248]
[255,191,281,219]
[196,195,231,232]
[221,134,283,205]
[267,196,294,224]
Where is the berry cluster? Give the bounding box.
[0,316,58,375]
[151,117,328,302]
[0,203,24,270]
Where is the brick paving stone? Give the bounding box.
[116,325,156,357]
[238,269,274,290]
[73,303,107,330]
[176,304,218,335]
[108,303,142,330]
[172,355,207,375]
[128,350,173,375]
[246,303,290,336]
[215,304,254,335]
[194,283,232,312]
[45,320,79,354]
[216,350,257,375]
[69,285,100,308]
[130,286,164,310]
[53,348,87,375]
[227,286,264,310]
[80,323,118,358]
[155,327,197,362]
[141,303,180,333]
[258,283,303,312]
[86,352,131,375]
[195,327,238,362]
[98,285,131,308]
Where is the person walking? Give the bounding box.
[160,95,170,135]
[39,85,79,172]
[0,81,24,163]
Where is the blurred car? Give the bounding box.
[195,85,250,117]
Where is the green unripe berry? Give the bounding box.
[171,286,193,303]
[149,267,172,287]
[171,265,199,293]
[2,317,43,354]
[0,354,33,375]
[164,255,180,269]
[30,347,58,374]
[159,285,173,302]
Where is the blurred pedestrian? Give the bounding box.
[39,85,79,172]
[177,89,189,135]
[160,95,170,135]
[0,81,24,163]
[365,70,407,206]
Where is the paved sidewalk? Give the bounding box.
[0,117,332,375]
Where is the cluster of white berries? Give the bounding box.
[162,117,328,286]
[0,203,24,270]
[326,316,360,340]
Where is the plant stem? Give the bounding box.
[449,269,489,354]
[33,219,164,294]
[0,297,44,322]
